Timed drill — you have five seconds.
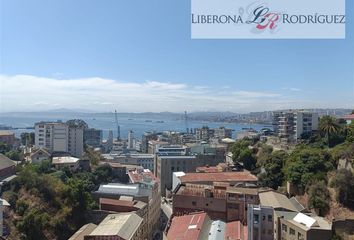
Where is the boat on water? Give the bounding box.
[145,120,152,122]
[156,121,164,123]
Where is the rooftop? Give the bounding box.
[179,171,258,183]
[166,212,246,240]
[0,131,14,136]
[259,191,299,212]
[52,156,80,164]
[99,197,146,209]
[166,212,207,240]
[128,169,159,184]
[343,114,354,120]
[0,154,16,170]
[88,213,142,238]
[68,223,97,240]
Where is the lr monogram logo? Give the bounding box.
[246,6,280,30]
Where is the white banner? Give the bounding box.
[191,0,345,39]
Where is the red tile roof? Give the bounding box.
[166,212,207,240]
[99,198,134,207]
[179,171,257,183]
[343,114,354,120]
[128,169,159,184]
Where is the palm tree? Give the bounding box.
[319,115,341,147]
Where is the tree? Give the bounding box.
[5,150,22,161]
[20,132,35,146]
[285,147,334,190]
[308,181,330,216]
[0,141,10,154]
[17,208,50,240]
[319,116,341,147]
[66,119,88,129]
[258,150,287,190]
[239,148,256,171]
[330,169,354,208]
[346,122,354,143]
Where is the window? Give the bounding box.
[268,215,273,222]
[254,214,259,224]
[192,201,196,206]
[268,229,272,235]
[298,232,304,240]
[290,228,295,235]
[281,224,287,232]
[262,215,266,221]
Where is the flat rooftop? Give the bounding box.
[179,171,258,183]
[52,156,80,164]
[88,213,142,238]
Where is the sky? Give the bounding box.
[0,0,353,113]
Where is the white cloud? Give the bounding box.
[0,74,314,113]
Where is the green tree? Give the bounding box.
[285,147,334,190]
[20,132,35,146]
[308,181,330,216]
[258,150,287,190]
[17,208,50,240]
[5,150,22,161]
[346,122,354,143]
[319,116,341,147]
[0,141,10,154]
[330,169,354,208]
[239,148,256,171]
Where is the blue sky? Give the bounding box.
[0,0,353,113]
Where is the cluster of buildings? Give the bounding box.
[69,167,161,240]
[164,168,333,240]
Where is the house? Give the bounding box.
[27,148,51,164]
[0,154,16,181]
[52,156,80,171]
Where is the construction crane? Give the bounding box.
[114,110,121,141]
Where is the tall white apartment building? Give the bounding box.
[35,121,68,152]
[35,121,84,157]
[68,127,84,157]
[274,111,319,142]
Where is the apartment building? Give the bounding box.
[35,121,84,157]
[273,111,318,143]
[84,128,102,147]
[35,121,68,152]
[173,183,260,222]
[247,191,332,240]
[275,211,332,240]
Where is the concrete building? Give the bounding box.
[83,213,145,240]
[35,121,84,157]
[128,130,134,149]
[52,156,80,171]
[0,154,16,181]
[275,211,332,240]
[84,128,103,148]
[68,125,84,157]
[165,212,248,240]
[93,168,160,239]
[102,153,155,171]
[26,148,51,164]
[173,171,258,189]
[141,132,157,153]
[273,111,319,143]
[213,127,233,139]
[247,205,274,240]
[69,223,98,240]
[173,183,260,222]
[0,131,16,147]
[247,190,332,240]
[0,199,10,237]
[35,121,68,152]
